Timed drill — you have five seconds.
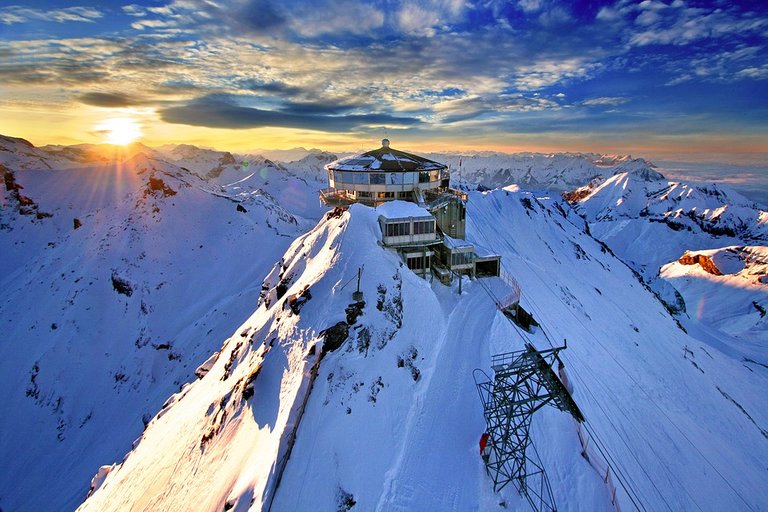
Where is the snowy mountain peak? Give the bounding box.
[610,158,665,181]
[0,133,35,149]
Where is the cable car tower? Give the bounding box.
[474,343,584,512]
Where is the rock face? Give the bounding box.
[678,252,723,276]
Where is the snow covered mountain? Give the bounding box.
[0,141,326,511]
[660,246,768,363]
[564,164,768,375]
[0,135,150,171]
[2,136,766,511]
[427,151,646,193]
[76,191,767,511]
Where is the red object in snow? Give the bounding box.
[479,432,490,455]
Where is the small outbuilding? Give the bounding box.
[377,201,439,277]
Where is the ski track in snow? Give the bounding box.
[375,285,492,512]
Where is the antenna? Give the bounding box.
[353,266,364,301]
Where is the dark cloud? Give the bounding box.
[161,0,288,36]
[0,60,109,85]
[160,95,422,132]
[280,101,361,115]
[238,79,304,96]
[78,92,143,108]
[235,0,287,32]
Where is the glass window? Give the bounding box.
[451,251,473,266]
[354,172,368,185]
[390,173,404,185]
[430,170,439,181]
[386,222,410,237]
[386,222,409,237]
[403,173,416,184]
[407,256,426,270]
[370,173,385,185]
[419,171,430,183]
[413,220,435,235]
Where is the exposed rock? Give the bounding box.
[146,176,177,197]
[286,285,312,314]
[562,187,592,203]
[320,322,349,353]
[326,206,347,220]
[678,253,723,276]
[345,301,365,324]
[110,272,134,296]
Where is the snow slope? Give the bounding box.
[566,166,768,272]
[80,191,768,512]
[0,153,313,511]
[565,166,768,367]
[660,246,768,362]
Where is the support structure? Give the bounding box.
[474,344,584,512]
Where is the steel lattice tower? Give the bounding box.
[474,343,584,512]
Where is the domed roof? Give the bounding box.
[327,140,447,172]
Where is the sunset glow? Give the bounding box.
[0,1,766,160]
[96,118,142,146]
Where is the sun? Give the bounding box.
[96,117,142,145]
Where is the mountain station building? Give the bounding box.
[321,140,500,281]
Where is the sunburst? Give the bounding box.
[96,117,142,145]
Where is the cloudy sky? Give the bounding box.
[0,0,766,158]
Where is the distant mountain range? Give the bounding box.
[1,135,766,512]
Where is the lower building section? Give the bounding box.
[376,200,501,284]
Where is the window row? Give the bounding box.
[413,220,435,235]
[331,170,440,185]
[385,222,411,237]
[451,252,474,266]
[384,220,436,238]
[406,256,429,270]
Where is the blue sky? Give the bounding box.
[0,0,766,158]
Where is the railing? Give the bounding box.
[559,365,623,512]
[497,270,522,310]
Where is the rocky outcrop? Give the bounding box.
[2,164,51,218]
[678,252,723,276]
[562,186,592,203]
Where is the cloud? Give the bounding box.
[0,6,102,25]
[291,1,385,37]
[160,95,423,131]
[158,0,288,35]
[628,4,768,47]
[78,92,146,108]
[396,0,469,36]
[122,5,147,17]
[433,93,561,124]
[131,19,175,30]
[518,0,542,13]
[582,96,629,107]
[514,58,600,90]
